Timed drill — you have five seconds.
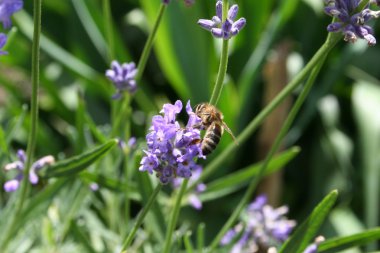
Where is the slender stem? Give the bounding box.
[135,3,167,81]
[120,184,163,252]
[111,94,130,137]
[0,0,42,250]
[163,179,189,253]
[103,0,115,61]
[188,33,341,191]
[209,0,229,106]
[209,39,229,105]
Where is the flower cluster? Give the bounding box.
[105,60,138,99]
[220,194,296,253]
[139,100,204,184]
[3,150,55,192]
[198,0,246,40]
[324,0,380,45]
[0,0,23,55]
[172,165,206,209]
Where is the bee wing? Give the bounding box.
[222,121,239,145]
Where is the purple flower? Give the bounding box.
[139,100,204,184]
[198,0,246,40]
[3,150,55,192]
[0,0,23,29]
[105,60,138,99]
[220,194,296,252]
[89,182,99,191]
[324,0,380,45]
[0,33,7,55]
[173,165,206,209]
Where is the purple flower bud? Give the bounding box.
[0,0,23,29]
[324,0,379,45]
[4,179,20,192]
[198,0,246,40]
[228,4,239,20]
[105,60,138,99]
[216,0,223,20]
[3,150,54,192]
[197,19,216,30]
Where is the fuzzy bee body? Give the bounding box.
[194,103,237,155]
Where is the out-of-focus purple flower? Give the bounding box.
[324,0,380,45]
[105,60,138,99]
[198,0,246,40]
[89,182,99,191]
[172,165,206,209]
[139,100,205,184]
[127,137,137,148]
[304,236,325,253]
[220,194,296,253]
[3,150,55,192]
[0,33,7,55]
[0,0,23,29]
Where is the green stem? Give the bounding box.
[188,33,341,191]
[209,39,229,105]
[135,3,167,82]
[103,0,115,61]
[209,0,229,106]
[0,0,42,250]
[163,179,189,253]
[207,50,328,252]
[120,184,163,252]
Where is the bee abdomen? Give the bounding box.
[201,123,223,155]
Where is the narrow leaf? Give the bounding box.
[40,139,118,178]
[199,147,300,202]
[279,190,339,253]
[319,227,380,252]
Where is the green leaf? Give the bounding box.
[139,1,212,101]
[183,231,194,253]
[18,179,68,230]
[199,147,300,202]
[40,139,118,178]
[279,190,339,253]
[352,81,380,233]
[319,227,380,252]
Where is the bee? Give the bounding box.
[194,103,238,155]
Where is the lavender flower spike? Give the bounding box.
[105,60,138,99]
[0,0,23,29]
[198,0,246,40]
[0,33,8,55]
[220,194,296,253]
[3,150,55,192]
[324,0,380,45]
[139,100,205,184]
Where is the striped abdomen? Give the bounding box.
[201,122,224,155]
